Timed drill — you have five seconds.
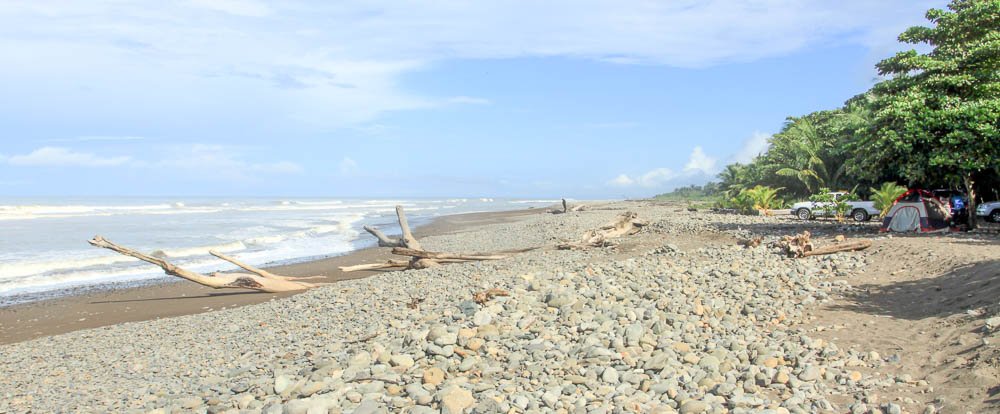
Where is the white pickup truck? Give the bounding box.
[790,192,880,222]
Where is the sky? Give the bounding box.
[0,0,947,199]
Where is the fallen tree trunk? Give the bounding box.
[803,239,872,257]
[89,236,318,292]
[775,231,872,258]
[558,211,646,249]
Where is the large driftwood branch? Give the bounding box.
[391,247,512,261]
[803,239,872,257]
[338,259,411,272]
[558,211,646,249]
[344,206,543,272]
[210,250,324,281]
[89,236,317,292]
[363,225,403,248]
[395,205,423,251]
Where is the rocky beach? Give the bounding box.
[2,201,998,413]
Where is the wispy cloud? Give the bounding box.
[2,147,132,167]
[339,157,359,175]
[0,1,940,129]
[43,135,146,143]
[446,96,491,105]
[186,0,272,17]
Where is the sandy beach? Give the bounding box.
[2,202,999,413]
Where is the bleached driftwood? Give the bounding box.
[551,198,587,214]
[342,206,539,272]
[210,250,324,281]
[803,239,872,257]
[775,231,872,258]
[558,211,646,249]
[89,236,319,292]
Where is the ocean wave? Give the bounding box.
[0,255,140,279]
[0,257,223,295]
[150,241,247,259]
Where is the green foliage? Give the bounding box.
[853,0,999,225]
[809,189,856,220]
[732,185,784,214]
[653,183,720,201]
[870,182,909,217]
[701,0,996,222]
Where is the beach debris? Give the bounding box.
[775,231,872,258]
[407,296,425,309]
[557,211,647,249]
[88,236,324,292]
[473,288,509,304]
[739,237,763,248]
[550,198,587,214]
[342,206,539,272]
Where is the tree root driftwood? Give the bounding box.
[775,231,872,258]
[88,236,324,292]
[558,211,647,250]
[341,206,539,272]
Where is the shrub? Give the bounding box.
[870,182,908,217]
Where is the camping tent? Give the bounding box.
[881,189,952,233]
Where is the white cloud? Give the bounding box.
[186,0,272,17]
[683,146,716,175]
[732,132,772,164]
[339,157,359,175]
[446,96,491,105]
[611,146,720,188]
[0,1,941,128]
[153,144,303,178]
[3,147,131,167]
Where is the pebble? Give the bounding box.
[0,202,902,414]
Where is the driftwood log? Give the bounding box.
[342,206,538,272]
[88,236,321,292]
[776,231,872,258]
[558,211,647,249]
[550,198,587,214]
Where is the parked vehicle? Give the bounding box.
[790,191,879,222]
[977,200,1000,222]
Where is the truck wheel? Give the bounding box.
[796,208,811,220]
[991,210,1000,223]
[852,209,869,222]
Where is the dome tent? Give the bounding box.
[881,189,952,233]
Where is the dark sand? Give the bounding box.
[0,208,544,345]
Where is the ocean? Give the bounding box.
[0,197,557,305]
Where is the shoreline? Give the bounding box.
[0,207,545,345]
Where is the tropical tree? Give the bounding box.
[855,0,1000,228]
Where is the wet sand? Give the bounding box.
[0,208,544,345]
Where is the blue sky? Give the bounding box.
[0,0,945,198]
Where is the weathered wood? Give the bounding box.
[803,239,872,257]
[396,205,422,251]
[209,250,323,281]
[391,247,510,261]
[558,211,646,249]
[89,236,315,292]
[363,225,403,248]
[339,259,411,272]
